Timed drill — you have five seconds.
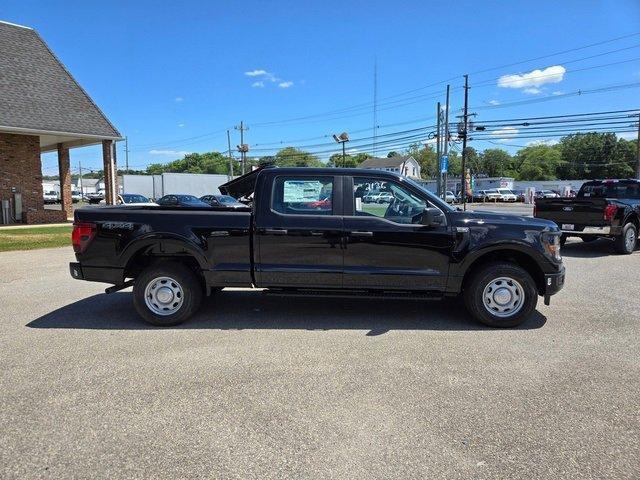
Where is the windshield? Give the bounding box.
[217,195,239,204]
[122,194,149,203]
[177,195,201,203]
[403,177,455,211]
[578,182,640,199]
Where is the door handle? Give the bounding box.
[350,231,374,237]
[264,228,288,235]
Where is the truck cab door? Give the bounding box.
[342,176,454,291]
[255,174,343,288]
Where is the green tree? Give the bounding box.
[514,145,561,180]
[479,148,514,177]
[406,143,437,178]
[273,147,323,167]
[558,132,620,180]
[387,151,399,158]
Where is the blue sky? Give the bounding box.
[3,0,640,174]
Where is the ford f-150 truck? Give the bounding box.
[70,167,565,328]
[534,179,640,254]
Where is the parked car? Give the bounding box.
[156,194,210,208]
[43,190,59,204]
[495,188,517,202]
[444,191,456,203]
[70,167,565,329]
[534,179,640,254]
[87,192,105,204]
[511,189,526,202]
[536,189,560,199]
[99,193,155,206]
[473,189,502,202]
[374,192,395,203]
[71,190,83,203]
[200,194,247,209]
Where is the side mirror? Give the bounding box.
[421,207,445,227]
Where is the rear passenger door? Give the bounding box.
[255,174,344,288]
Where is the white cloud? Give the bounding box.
[526,139,559,146]
[245,69,269,77]
[251,81,265,88]
[498,65,566,91]
[491,127,519,142]
[488,99,500,106]
[278,81,294,88]
[174,96,184,102]
[177,123,185,128]
[523,87,542,95]
[618,132,638,140]
[552,90,564,96]
[149,149,191,156]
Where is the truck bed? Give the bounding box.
[74,205,253,287]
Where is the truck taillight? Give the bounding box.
[72,222,96,253]
[604,204,618,222]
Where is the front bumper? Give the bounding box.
[543,266,565,304]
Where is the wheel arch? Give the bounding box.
[461,247,546,296]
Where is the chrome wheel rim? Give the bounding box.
[482,276,525,318]
[625,228,636,251]
[144,276,184,316]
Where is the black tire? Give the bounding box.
[614,223,638,255]
[560,234,568,247]
[463,262,538,328]
[133,261,203,326]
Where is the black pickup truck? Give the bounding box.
[535,179,640,254]
[70,167,564,328]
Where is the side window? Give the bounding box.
[353,177,427,224]
[272,176,334,215]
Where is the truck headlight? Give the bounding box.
[542,233,562,261]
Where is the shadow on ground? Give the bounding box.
[560,237,634,258]
[26,290,547,334]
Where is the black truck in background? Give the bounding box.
[70,167,565,328]
[535,179,640,254]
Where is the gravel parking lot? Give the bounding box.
[1,240,638,479]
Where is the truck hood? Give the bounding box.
[452,210,558,230]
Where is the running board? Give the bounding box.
[263,288,443,301]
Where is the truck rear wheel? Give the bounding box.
[464,262,538,328]
[133,261,203,326]
[614,223,637,255]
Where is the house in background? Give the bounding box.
[358,156,421,179]
[0,20,120,224]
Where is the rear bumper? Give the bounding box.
[69,262,123,284]
[561,226,610,235]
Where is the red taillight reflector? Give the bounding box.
[72,222,96,253]
[604,204,618,222]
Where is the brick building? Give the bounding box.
[0,20,121,224]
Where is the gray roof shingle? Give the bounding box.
[0,21,120,138]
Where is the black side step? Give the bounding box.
[262,288,443,301]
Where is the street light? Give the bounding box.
[332,132,349,167]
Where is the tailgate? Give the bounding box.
[535,198,608,226]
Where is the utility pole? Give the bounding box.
[635,113,640,179]
[443,84,450,196]
[461,74,469,211]
[124,136,129,172]
[235,121,249,175]
[373,57,378,157]
[78,160,83,198]
[436,102,442,198]
[227,129,234,179]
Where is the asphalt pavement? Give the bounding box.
[0,240,638,479]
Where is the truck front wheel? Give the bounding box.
[133,261,203,326]
[464,262,538,328]
[614,223,637,255]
